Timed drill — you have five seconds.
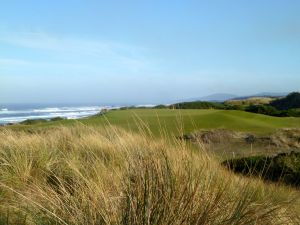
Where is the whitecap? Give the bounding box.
[0,105,120,125]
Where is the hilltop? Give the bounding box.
[179,92,288,104]
[181,93,237,102]
[225,97,276,106]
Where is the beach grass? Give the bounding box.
[0,124,299,224]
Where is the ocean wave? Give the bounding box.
[135,104,156,108]
[0,105,117,125]
[33,106,103,113]
[0,112,96,124]
[0,110,30,115]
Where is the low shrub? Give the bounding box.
[223,151,300,187]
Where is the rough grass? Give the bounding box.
[181,128,300,159]
[0,125,299,224]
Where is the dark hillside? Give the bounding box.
[271,92,300,110]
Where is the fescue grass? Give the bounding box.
[0,124,299,224]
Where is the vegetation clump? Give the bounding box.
[182,129,239,144]
[20,118,48,125]
[49,117,66,121]
[271,92,300,110]
[169,101,225,109]
[245,105,281,116]
[185,128,300,148]
[20,117,65,125]
[223,151,300,187]
[245,105,300,117]
[242,92,300,117]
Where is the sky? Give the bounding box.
[1,0,300,104]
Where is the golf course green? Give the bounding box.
[9,109,300,136]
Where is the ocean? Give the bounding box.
[0,103,119,125]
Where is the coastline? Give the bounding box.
[0,105,117,126]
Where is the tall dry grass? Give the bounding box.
[0,124,299,224]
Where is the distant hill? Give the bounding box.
[270,92,300,110]
[182,93,237,103]
[171,92,291,107]
[233,92,288,100]
[255,92,289,97]
[178,92,289,104]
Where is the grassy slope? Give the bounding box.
[10,109,300,136]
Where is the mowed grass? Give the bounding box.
[9,109,300,136]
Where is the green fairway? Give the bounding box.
[8,109,300,136]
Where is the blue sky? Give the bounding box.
[1,0,300,104]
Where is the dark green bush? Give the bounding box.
[169,101,225,109]
[20,119,48,125]
[245,105,280,116]
[153,104,168,109]
[223,151,300,187]
[50,117,65,122]
[271,92,300,110]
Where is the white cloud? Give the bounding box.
[0,57,100,71]
[0,32,151,73]
[0,58,31,66]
